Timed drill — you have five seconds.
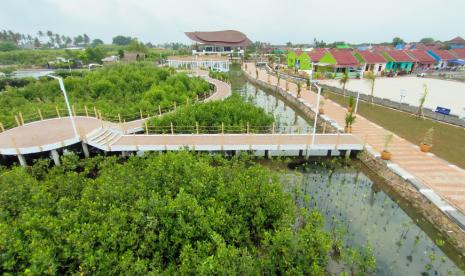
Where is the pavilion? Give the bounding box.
[185,30,252,56]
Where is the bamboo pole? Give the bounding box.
[56,105,61,118]
[94,106,98,118]
[247,122,250,134]
[19,113,24,125]
[170,122,174,135]
[15,115,20,127]
[144,121,148,135]
[38,109,43,120]
[85,106,89,117]
[0,122,4,132]
[118,114,122,124]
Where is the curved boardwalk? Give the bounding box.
[244,63,465,216]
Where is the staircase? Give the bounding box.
[86,127,123,151]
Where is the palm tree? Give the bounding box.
[365,71,376,104]
[339,73,349,97]
[416,84,428,118]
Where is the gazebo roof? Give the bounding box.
[185,30,252,47]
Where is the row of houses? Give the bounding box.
[286,47,465,78]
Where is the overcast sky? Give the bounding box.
[1,0,463,45]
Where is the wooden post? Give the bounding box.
[56,105,61,118]
[335,132,340,150]
[15,115,20,127]
[98,111,102,120]
[272,122,276,134]
[72,105,76,117]
[38,109,43,120]
[323,122,326,134]
[85,106,89,117]
[170,122,174,135]
[221,122,224,134]
[196,122,199,134]
[140,109,143,120]
[158,105,162,116]
[94,106,98,118]
[144,121,149,135]
[19,113,24,125]
[0,122,4,132]
[247,122,250,134]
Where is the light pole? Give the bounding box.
[311,81,322,147]
[47,75,79,139]
[354,90,361,114]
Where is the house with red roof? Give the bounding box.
[353,50,387,76]
[286,48,328,71]
[446,36,465,49]
[381,50,414,75]
[451,48,465,59]
[405,50,436,71]
[315,49,362,78]
[428,50,457,69]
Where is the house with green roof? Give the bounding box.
[286,50,312,71]
[314,50,361,78]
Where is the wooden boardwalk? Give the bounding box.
[245,62,465,215]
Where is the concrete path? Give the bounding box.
[245,63,465,214]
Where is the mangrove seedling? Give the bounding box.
[339,73,349,96]
[365,71,376,104]
[416,83,428,118]
[344,112,356,133]
[348,95,355,112]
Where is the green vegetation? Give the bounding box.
[148,93,274,133]
[0,152,372,274]
[208,70,230,82]
[0,63,210,128]
[327,92,465,168]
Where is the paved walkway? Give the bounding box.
[0,72,231,155]
[245,63,465,213]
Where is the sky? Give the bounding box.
[1,0,464,45]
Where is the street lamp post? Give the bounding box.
[311,82,322,148]
[47,75,79,139]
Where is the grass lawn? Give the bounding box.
[327,91,465,169]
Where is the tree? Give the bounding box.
[83,33,90,45]
[392,37,405,46]
[0,42,18,52]
[33,38,41,48]
[365,71,376,104]
[112,35,132,45]
[126,39,148,53]
[286,41,293,47]
[84,46,106,63]
[339,73,349,96]
[73,35,84,45]
[416,84,428,118]
[419,37,435,44]
[91,38,104,47]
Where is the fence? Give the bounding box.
[0,90,215,133]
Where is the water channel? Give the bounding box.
[230,65,465,275]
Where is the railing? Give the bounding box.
[0,90,215,133]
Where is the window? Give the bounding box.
[378,65,382,71]
[224,47,231,52]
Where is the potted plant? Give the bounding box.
[319,99,325,114]
[381,133,394,160]
[347,96,355,112]
[344,112,356,133]
[420,127,434,152]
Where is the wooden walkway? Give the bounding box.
[245,63,465,215]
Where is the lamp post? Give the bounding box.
[311,81,322,147]
[47,75,79,139]
[354,90,361,114]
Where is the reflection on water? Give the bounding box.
[230,66,464,275]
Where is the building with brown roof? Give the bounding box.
[121,52,146,63]
[405,50,436,71]
[428,50,457,68]
[353,50,387,76]
[185,30,252,56]
[447,36,465,49]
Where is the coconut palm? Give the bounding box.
[339,73,349,96]
[417,84,428,118]
[365,71,376,104]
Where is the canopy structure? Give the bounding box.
[185,30,252,47]
[450,59,465,65]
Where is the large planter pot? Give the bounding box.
[420,143,432,153]
[319,108,325,114]
[381,150,392,160]
[344,126,352,133]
